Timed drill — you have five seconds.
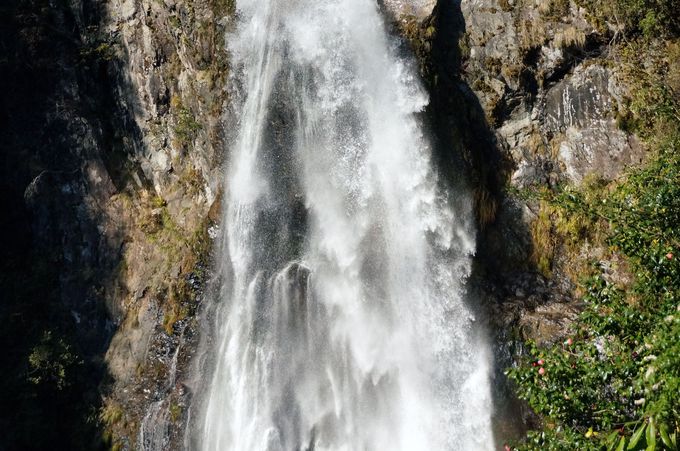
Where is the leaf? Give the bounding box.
[646,418,656,451]
[608,431,622,450]
[629,423,647,449]
[658,424,673,449]
[618,436,628,451]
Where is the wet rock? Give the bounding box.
[518,302,581,346]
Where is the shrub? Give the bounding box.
[27,331,81,391]
[576,0,680,39]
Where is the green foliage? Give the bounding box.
[576,0,680,38]
[507,40,680,450]
[80,41,115,62]
[509,155,680,449]
[28,331,81,390]
[171,95,202,148]
[518,175,609,280]
[169,402,182,423]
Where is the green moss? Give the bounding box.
[179,166,204,196]
[169,402,182,423]
[212,0,235,17]
[168,15,181,29]
[80,41,115,62]
[150,208,214,335]
[172,101,202,149]
[458,32,471,60]
[175,107,201,147]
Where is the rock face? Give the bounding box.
[396,0,644,315]
[105,0,229,206]
[382,0,437,20]
[95,0,233,447]
[1,0,226,448]
[545,65,642,183]
[445,0,645,333]
[458,0,644,189]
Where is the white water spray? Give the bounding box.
[199,0,493,449]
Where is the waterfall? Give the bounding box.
[197,0,494,449]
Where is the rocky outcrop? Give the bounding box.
[94,0,232,447]
[450,0,644,328]
[459,0,644,190]
[544,64,642,183]
[391,0,644,329]
[104,0,229,205]
[383,0,436,20]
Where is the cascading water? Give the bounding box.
[197,0,494,449]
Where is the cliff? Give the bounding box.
[1,0,226,447]
[388,0,663,443]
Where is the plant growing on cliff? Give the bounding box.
[575,0,679,39]
[79,41,115,62]
[171,95,202,148]
[509,149,680,451]
[27,331,81,391]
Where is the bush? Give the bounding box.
[508,150,680,451]
[576,0,680,38]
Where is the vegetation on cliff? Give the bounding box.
[507,35,680,450]
[576,0,679,39]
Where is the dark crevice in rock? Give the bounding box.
[543,34,609,88]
